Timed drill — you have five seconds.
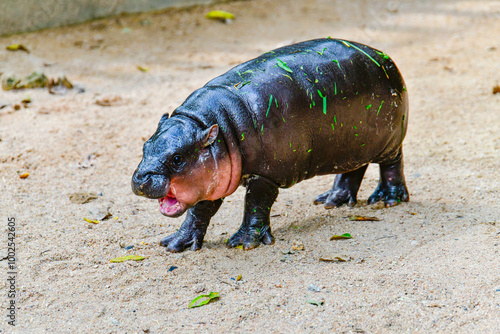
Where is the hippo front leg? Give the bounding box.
[227,176,279,250]
[160,199,223,252]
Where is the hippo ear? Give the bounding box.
[159,113,169,124]
[201,124,219,148]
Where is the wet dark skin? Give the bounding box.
[132,38,410,252]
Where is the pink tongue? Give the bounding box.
[165,197,178,206]
[159,195,180,214]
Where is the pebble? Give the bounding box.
[308,283,322,292]
[87,203,112,220]
[194,284,206,293]
[280,254,294,262]
[292,241,305,251]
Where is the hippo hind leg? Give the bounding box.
[314,165,368,208]
[227,176,279,250]
[368,149,410,207]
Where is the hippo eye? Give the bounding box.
[171,154,184,167]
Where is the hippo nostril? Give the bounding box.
[132,170,153,195]
[131,169,169,199]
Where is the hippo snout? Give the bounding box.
[131,168,170,199]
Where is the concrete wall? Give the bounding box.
[0,0,218,36]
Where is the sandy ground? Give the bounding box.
[1,0,499,332]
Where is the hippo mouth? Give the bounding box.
[158,191,184,217]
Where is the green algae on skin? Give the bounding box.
[365,104,372,110]
[316,47,327,56]
[377,100,384,116]
[375,50,390,60]
[332,59,341,70]
[382,66,389,79]
[277,59,293,73]
[341,40,381,67]
[266,95,273,117]
[317,89,327,114]
[235,81,251,90]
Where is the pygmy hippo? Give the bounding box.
[132,38,409,252]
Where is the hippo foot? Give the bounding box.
[227,224,275,250]
[367,182,409,207]
[159,229,205,252]
[313,189,357,208]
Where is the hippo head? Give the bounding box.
[132,114,233,217]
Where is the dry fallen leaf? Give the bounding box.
[83,217,100,224]
[2,76,22,91]
[21,96,31,107]
[19,172,29,179]
[6,44,30,53]
[109,255,146,263]
[493,85,500,95]
[95,95,124,107]
[319,254,351,262]
[348,215,380,221]
[307,299,325,306]
[330,233,352,240]
[48,76,74,95]
[206,10,235,22]
[69,192,99,204]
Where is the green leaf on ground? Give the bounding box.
[137,65,149,72]
[109,255,146,263]
[206,11,235,21]
[189,292,219,308]
[330,233,352,240]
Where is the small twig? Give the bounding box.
[374,235,397,241]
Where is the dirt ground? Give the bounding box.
[1,0,499,332]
